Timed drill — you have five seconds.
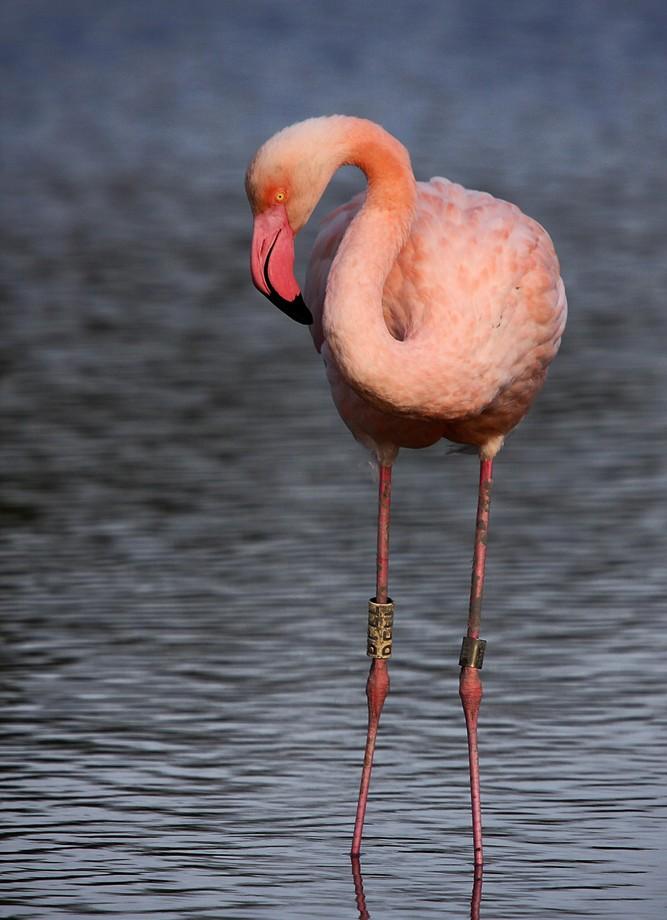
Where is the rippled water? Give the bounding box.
[2,2,667,917]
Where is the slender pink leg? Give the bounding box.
[459,456,493,869]
[350,463,392,857]
[470,869,483,919]
[374,463,392,605]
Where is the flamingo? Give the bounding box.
[245,115,567,866]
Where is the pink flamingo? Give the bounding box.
[245,116,567,866]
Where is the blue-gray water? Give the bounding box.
[1,2,666,917]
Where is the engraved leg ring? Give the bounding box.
[367,597,394,659]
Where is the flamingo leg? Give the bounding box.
[459,456,493,869]
[350,463,392,857]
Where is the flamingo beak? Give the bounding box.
[250,204,313,325]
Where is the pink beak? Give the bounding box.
[250,204,312,325]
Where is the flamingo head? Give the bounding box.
[246,118,349,325]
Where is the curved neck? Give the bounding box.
[341,120,417,215]
[320,120,419,412]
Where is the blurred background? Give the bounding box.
[1,1,666,918]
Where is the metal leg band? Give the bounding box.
[367,597,394,659]
[459,636,486,669]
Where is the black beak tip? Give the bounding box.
[267,288,313,325]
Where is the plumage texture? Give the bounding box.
[249,116,567,464]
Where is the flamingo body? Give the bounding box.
[305,177,566,462]
[245,115,567,864]
[247,116,566,463]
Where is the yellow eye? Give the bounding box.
[275,191,286,202]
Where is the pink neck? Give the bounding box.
[321,121,418,412]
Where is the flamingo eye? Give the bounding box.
[275,190,286,202]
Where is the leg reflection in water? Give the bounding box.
[350,855,483,919]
